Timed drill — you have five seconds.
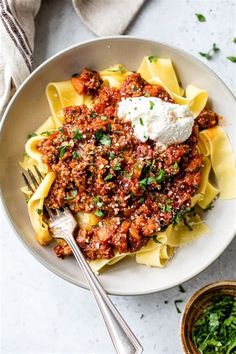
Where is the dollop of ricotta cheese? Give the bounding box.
[117,96,194,146]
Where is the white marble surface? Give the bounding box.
[1,0,236,353]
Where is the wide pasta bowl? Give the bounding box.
[0,37,235,295]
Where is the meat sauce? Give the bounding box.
[37,69,219,260]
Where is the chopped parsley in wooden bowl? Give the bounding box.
[181,281,236,354]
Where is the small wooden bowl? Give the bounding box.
[180,280,236,354]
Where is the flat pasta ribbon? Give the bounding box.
[199,127,236,199]
[27,171,56,245]
[46,81,93,126]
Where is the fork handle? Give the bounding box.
[65,234,143,354]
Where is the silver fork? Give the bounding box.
[22,166,143,354]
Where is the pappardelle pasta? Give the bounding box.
[21,56,236,273]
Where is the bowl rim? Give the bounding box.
[180,280,236,353]
[0,35,235,296]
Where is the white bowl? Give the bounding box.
[0,37,235,295]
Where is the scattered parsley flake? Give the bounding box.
[95,210,104,217]
[91,112,97,118]
[95,131,111,146]
[199,43,220,60]
[148,55,158,63]
[227,56,236,63]
[139,118,144,126]
[93,196,103,208]
[36,208,43,215]
[40,131,52,136]
[113,163,121,171]
[72,151,81,159]
[166,205,172,213]
[178,285,186,293]
[132,85,139,92]
[65,190,77,200]
[104,173,113,181]
[174,300,183,314]
[149,101,155,110]
[101,115,107,121]
[58,127,64,133]
[173,161,179,170]
[59,145,67,158]
[195,13,206,22]
[138,197,145,204]
[156,169,165,183]
[25,196,30,203]
[109,152,115,159]
[73,128,83,140]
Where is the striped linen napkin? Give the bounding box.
[0,0,145,116]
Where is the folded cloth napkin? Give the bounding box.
[0,0,145,116]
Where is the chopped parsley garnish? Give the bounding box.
[195,13,206,22]
[93,196,103,208]
[178,285,186,293]
[227,56,236,63]
[192,295,236,354]
[27,132,37,139]
[174,209,185,225]
[233,38,236,43]
[199,43,220,60]
[153,236,162,244]
[36,208,43,215]
[72,151,81,159]
[174,300,183,314]
[156,169,165,183]
[104,173,113,181]
[148,55,158,63]
[139,176,156,189]
[95,210,104,217]
[113,163,121,171]
[58,127,64,133]
[138,197,145,204]
[139,118,144,126]
[40,131,52,136]
[95,131,111,146]
[149,101,155,110]
[73,128,83,140]
[65,190,77,200]
[109,152,115,159]
[101,115,107,120]
[132,85,139,92]
[59,145,67,158]
[91,112,97,118]
[166,205,172,213]
[173,161,179,169]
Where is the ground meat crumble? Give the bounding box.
[37,69,219,260]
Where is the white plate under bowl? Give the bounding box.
[0,37,235,295]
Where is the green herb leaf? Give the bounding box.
[104,173,113,181]
[213,43,220,52]
[113,163,121,171]
[25,195,30,203]
[132,85,139,92]
[178,285,186,293]
[139,176,156,189]
[72,151,81,159]
[95,210,104,217]
[148,55,158,63]
[59,145,67,158]
[101,115,107,121]
[156,169,165,183]
[173,161,179,170]
[91,112,97,118]
[109,152,115,159]
[166,205,172,213]
[174,300,183,314]
[73,128,83,140]
[36,208,43,215]
[40,131,52,136]
[227,56,236,63]
[93,196,103,208]
[139,118,144,126]
[65,190,77,200]
[199,51,212,60]
[138,197,145,204]
[195,13,206,22]
[95,131,111,146]
[233,38,236,43]
[149,101,155,110]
